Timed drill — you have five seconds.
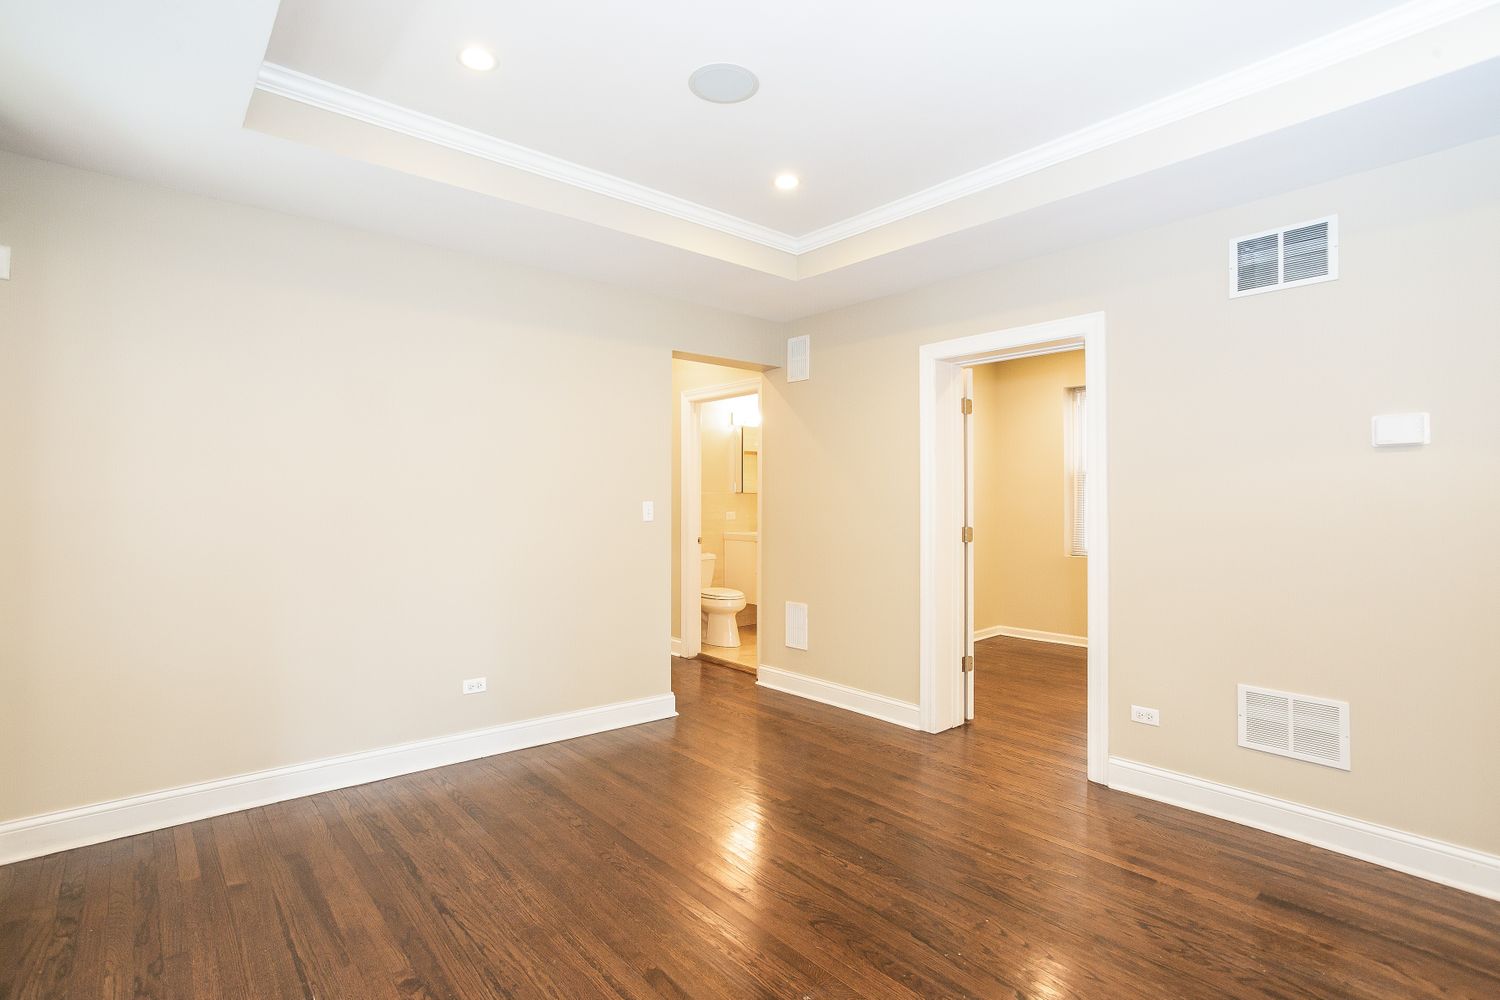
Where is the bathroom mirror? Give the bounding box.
[735,426,760,494]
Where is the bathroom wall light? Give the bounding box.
[727,396,762,427]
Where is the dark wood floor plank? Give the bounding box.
[343,770,641,999]
[463,748,856,999]
[504,749,914,1000]
[3,637,1497,998]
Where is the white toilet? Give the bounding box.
[700,552,746,647]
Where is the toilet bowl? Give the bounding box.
[700,552,746,648]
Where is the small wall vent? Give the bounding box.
[787,335,810,382]
[1238,684,1349,770]
[1231,216,1338,297]
[785,601,809,650]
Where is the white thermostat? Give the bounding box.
[1371,412,1430,447]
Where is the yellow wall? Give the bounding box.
[0,150,780,823]
[971,351,1087,638]
[670,361,763,637]
[761,135,1500,855]
[698,396,760,592]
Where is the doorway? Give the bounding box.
[677,375,762,669]
[962,348,1090,743]
[918,313,1109,782]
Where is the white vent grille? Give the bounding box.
[1231,216,1338,297]
[1238,684,1349,770]
[786,335,810,382]
[785,601,809,650]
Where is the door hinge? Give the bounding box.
[961,397,973,415]
[962,525,974,543]
[962,655,975,673]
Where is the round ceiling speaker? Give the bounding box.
[688,63,759,104]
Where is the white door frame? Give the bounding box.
[918,312,1109,783]
[679,378,762,660]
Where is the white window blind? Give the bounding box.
[1066,386,1087,557]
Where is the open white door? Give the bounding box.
[963,366,976,721]
[918,312,1108,782]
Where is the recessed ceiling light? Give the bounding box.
[688,63,759,104]
[458,45,496,72]
[774,173,800,192]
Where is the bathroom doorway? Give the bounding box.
[673,358,763,673]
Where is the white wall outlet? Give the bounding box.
[0,246,10,280]
[462,677,487,695]
[724,510,736,521]
[641,500,654,522]
[1130,705,1160,726]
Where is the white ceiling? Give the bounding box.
[2,0,1499,321]
[262,0,1410,235]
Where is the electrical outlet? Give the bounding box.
[462,677,487,695]
[641,500,654,522]
[724,510,736,521]
[1130,705,1160,726]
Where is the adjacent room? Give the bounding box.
[966,349,1090,745]
[3,1,1499,997]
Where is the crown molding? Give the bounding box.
[254,0,1496,261]
[254,63,802,254]
[793,0,1500,251]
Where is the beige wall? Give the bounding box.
[971,351,1087,638]
[0,151,779,822]
[762,136,1500,854]
[669,360,763,638]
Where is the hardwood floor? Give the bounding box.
[3,637,1498,998]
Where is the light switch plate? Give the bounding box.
[0,246,10,280]
[641,500,654,522]
[1371,412,1430,447]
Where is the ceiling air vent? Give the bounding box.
[1238,684,1350,770]
[1231,216,1338,298]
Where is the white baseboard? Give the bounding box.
[0,693,677,867]
[1108,757,1500,901]
[974,624,1088,647]
[757,665,920,730]
[671,636,683,657]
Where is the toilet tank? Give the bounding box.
[723,532,758,604]
[700,552,715,589]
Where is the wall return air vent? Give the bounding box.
[1231,215,1338,297]
[1238,684,1350,770]
[786,335,810,382]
